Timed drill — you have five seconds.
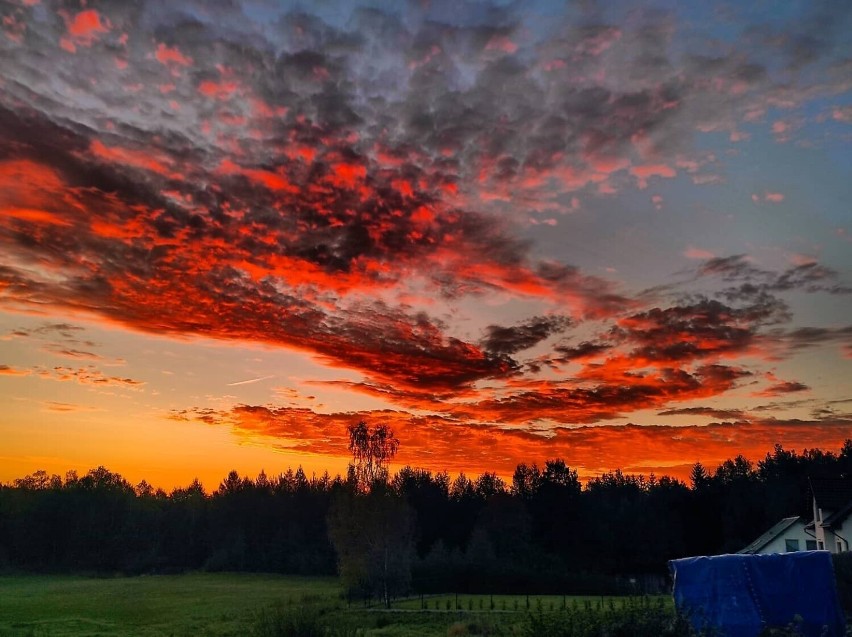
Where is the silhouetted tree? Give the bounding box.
[689,462,709,491]
[327,486,415,607]
[347,421,399,492]
[2,439,851,594]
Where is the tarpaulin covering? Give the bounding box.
[669,551,846,637]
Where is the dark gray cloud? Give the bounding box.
[481,315,571,355]
[553,341,612,362]
[658,406,748,420]
[699,255,851,296]
[762,325,852,357]
[610,297,774,364]
[759,381,810,397]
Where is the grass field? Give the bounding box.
[0,573,672,637]
[0,573,339,637]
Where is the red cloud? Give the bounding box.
[90,140,180,179]
[155,43,192,67]
[328,161,367,189]
[485,35,518,54]
[3,207,71,226]
[0,151,774,420]
[216,159,298,193]
[60,9,110,52]
[198,80,239,100]
[0,159,74,227]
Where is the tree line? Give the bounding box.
[1,434,851,603]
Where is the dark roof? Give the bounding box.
[822,499,852,528]
[809,478,852,511]
[737,516,803,554]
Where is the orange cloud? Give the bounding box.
[180,404,852,483]
[684,246,715,260]
[43,401,100,413]
[0,364,30,376]
[752,192,785,204]
[34,366,144,389]
[630,164,677,189]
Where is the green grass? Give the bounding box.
[0,573,339,637]
[0,573,674,637]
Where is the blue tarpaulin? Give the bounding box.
[669,551,846,637]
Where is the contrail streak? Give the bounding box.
[227,375,274,386]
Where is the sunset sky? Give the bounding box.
[2,0,851,490]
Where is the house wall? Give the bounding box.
[814,504,837,551]
[832,517,850,553]
[756,522,814,554]
[822,527,836,552]
[813,503,851,552]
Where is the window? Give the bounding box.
[806,540,817,550]
[785,539,800,552]
[818,540,824,550]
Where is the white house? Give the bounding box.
[809,478,852,553]
[738,478,852,555]
[738,516,815,554]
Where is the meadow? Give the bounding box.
[0,573,673,637]
[0,573,339,637]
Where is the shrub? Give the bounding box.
[447,622,469,637]
[251,606,325,637]
[521,606,694,637]
[448,618,497,636]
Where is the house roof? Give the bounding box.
[822,499,852,528]
[737,516,803,554]
[809,478,852,511]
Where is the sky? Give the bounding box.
[1,0,851,491]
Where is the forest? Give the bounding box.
[2,436,851,604]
